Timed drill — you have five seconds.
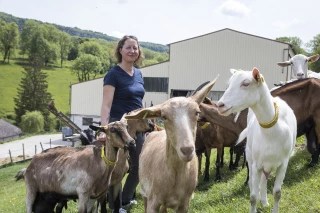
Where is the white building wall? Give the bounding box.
[70,78,104,129]
[168,29,293,92]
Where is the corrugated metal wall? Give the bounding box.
[71,78,104,116]
[141,61,169,77]
[169,29,293,92]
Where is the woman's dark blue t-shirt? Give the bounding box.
[103,65,145,120]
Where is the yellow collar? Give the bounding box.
[200,122,210,129]
[101,146,117,167]
[259,102,279,128]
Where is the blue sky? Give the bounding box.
[0,0,319,49]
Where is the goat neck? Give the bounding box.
[102,129,119,166]
[249,84,277,129]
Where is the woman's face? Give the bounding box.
[120,38,139,63]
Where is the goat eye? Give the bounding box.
[242,81,249,87]
[162,116,167,120]
[196,111,200,116]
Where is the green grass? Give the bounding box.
[1,137,320,212]
[0,56,104,118]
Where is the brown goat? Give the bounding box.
[196,120,239,181]
[17,117,135,213]
[125,76,218,213]
[195,98,247,181]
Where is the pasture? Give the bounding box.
[1,137,320,212]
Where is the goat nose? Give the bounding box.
[297,73,304,76]
[180,146,194,156]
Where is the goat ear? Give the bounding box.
[189,75,219,105]
[277,61,291,67]
[252,67,262,82]
[230,69,238,74]
[125,106,162,120]
[120,113,128,123]
[308,54,320,63]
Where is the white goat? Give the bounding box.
[217,68,297,213]
[277,54,319,79]
[125,76,219,213]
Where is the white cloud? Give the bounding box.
[110,31,126,38]
[216,0,251,18]
[272,18,301,30]
[117,0,128,4]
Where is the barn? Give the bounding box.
[69,28,295,130]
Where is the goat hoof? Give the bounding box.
[307,162,316,167]
[260,200,269,207]
[215,177,221,182]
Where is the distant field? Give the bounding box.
[0,56,103,118]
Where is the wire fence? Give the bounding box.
[0,137,76,168]
[7,139,53,163]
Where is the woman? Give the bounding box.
[99,35,145,212]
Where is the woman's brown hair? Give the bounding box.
[114,35,144,66]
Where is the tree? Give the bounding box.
[276,36,306,54]
[20,20,59,66]
[71,54,102,82]
[79,39,111,74]
[20,111,44,133]
[0,22,19,63]
[57,31,71,67]
[307,34,320,73]
[79,40,103,57]
[14,55,53,131]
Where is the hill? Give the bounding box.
[0,11,169,53]
[0,57,87,122]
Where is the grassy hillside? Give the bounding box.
[0,56,102,119]
[0,11,169,53]
[1,137,320,212]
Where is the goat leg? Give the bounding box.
[306,126,319,167]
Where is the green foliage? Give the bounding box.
[0,12,168,53]
[20,110,44,133]
[71,53,102,82]
[307,34,320,73]
[57,31,71,68]
[20,21,60,66]
[0,21,19,63]
[14,56,52,131]
[276,36,306,54]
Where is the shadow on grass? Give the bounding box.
[196,145,317,192]
[196,154,247,191]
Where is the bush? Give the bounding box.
[20,111,44,133]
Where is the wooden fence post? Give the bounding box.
[9,150,12,163]
[40,142,44,151]
[22,143,25,160]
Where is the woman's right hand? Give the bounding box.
[98,132,107,142]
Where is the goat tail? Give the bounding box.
[235,128,247,146]
[15,168,26,181]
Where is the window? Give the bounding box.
[143,77,168,93]
[82,117,93,126]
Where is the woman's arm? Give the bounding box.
[100,85,115,126]
[98,85,115,141]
